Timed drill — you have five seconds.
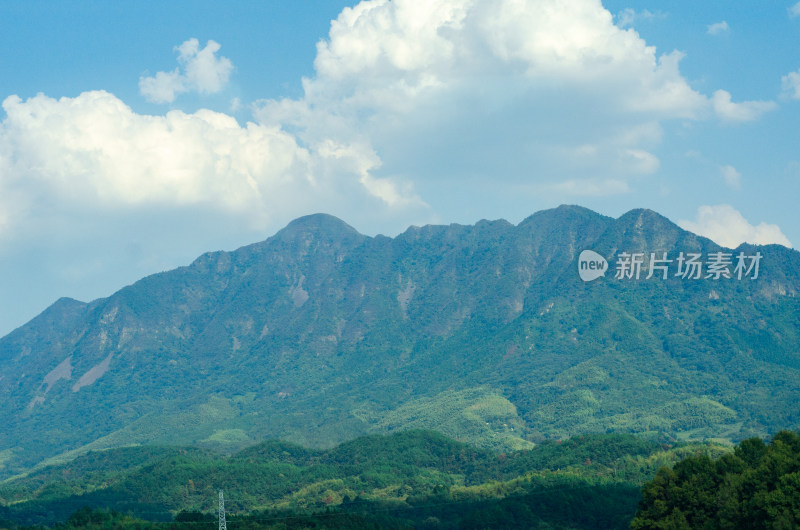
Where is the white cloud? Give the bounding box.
[679,205,792,248]
[300,0,704,116]
[707,21,729,35]
[177,39,233,94]
[615,8,636,29]
[139,39,234,104]
[138,69,185,105]
[790,2,800,17]
[720,165,741,189]
[711,89,777,122]
[615,8,661,29]
[255,0,713,198]
[1,91,297,209]
[0,91,423,238]
[781,68,800,99]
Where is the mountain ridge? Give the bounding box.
[0,205,798,477]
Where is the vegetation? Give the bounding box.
[0,430,727,529]
[632,430,800,528]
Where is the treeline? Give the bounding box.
[632,430,800,528]
[1,482,641,529]
[0,430,716,529]
[4,430,800,528]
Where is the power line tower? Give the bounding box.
[218,490,227,530]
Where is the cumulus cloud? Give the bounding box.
[138,70,185,105]
[2,91,299,208]
[720,165,741,189]
[711,89,776,122]
[255,0,715,199]
[301,0,705,116]
[0,91,422,237]
[781,68,800,99]
[707,21,729,35]
[255,0,775,199]
[790,2,800,17]
[679,205,792,248]
[139,39,234,104]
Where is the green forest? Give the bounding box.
[0,429,727,529]
[632,430,800,528]
[1,429,799,528]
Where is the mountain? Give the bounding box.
[1,205,799,477]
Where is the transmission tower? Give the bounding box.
[218,490,227,530]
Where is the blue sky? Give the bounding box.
[1,0,799,336]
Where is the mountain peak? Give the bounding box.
[26,296,87,328]
[519,204,611,227]
[277,213,362,239]
[586,207,705,254]
[616,208,675,227]
[614,208,689,241]
[515,205,614,260]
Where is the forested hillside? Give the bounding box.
[632,430,800,528]
[0,430,728,529]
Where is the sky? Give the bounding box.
[0,0,799,336]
